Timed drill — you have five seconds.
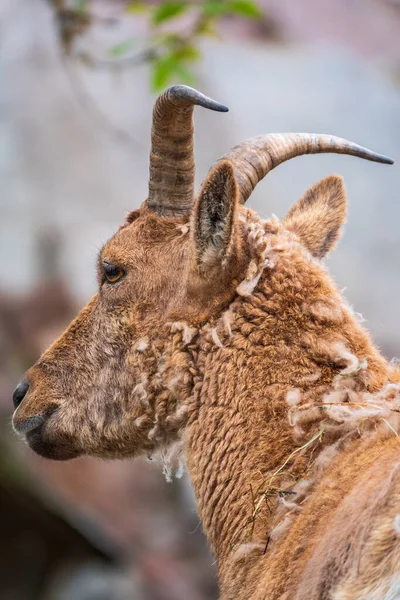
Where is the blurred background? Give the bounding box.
[1,1,400,598]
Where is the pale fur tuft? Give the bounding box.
[286,388,301,407]
[393,514,400,536]
[171,321,197,345]
[210,327,224,348]
[166,403,190,427]
[134,415,149,428]
[132,382,148,405]
[175,456,185,479]
[236,213,283,297]
[233,543,266,560]
[330,342,361,374]
[270,515,293,542]
[308,301,343,323]
[222,306,235,337]
[176,223,190,235]
[156,443,184,483]
[135,339,149,352]
[237,273,262,297]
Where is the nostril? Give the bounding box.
[12,380,30,410]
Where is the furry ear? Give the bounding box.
[283,175,347,258]
[192,161,238,273]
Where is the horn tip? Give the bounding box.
[167,84,229,113]
[374,154,394,165]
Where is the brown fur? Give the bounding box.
[13,168,400,599]
[284,174,347,258]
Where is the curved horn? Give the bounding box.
[217,133,394,204]
[147,85,228,216]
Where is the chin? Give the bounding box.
[26,426,81,461]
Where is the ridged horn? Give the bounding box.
[146,85,228,216]
[217,133,394,204]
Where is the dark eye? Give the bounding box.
[103,262,124,284]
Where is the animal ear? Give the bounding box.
[283,175,347,258]
[192,161,238,273]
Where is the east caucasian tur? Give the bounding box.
[13,86,400,600]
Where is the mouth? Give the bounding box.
[25,423,80,461]
[14,405,80,461]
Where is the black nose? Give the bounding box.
[13,380,30,409]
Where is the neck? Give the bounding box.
[183,230,395,582]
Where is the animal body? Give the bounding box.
[12,86,400,599]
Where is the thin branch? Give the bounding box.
[59,50,145,149]
[252,429,324,521]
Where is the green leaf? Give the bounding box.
[174,44,201,62]
[227,0,262,18]
[151,2,188,25]
[196,18,218,37]
[108,39,135,57]
[150,44,200,91]
[159,33,182,46]
[202,1,231,17]
[151,54,178,90]
[173,63,196,85]
[126,1,148,14]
